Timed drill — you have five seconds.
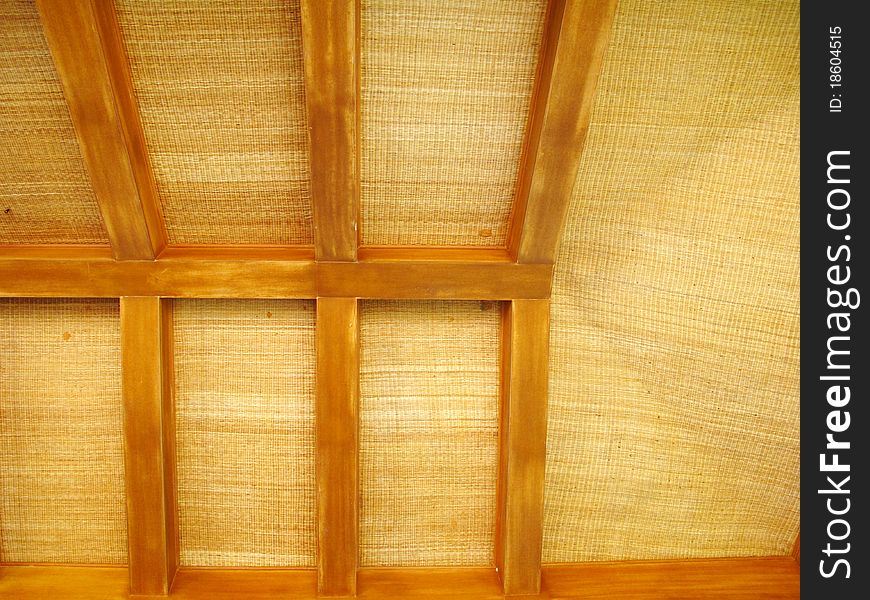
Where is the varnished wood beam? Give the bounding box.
[120,297,178,596]
[316,298,359,597]
[301,0,359,261]
[0,245,114,260]
[357,246,511,262]
[0,256,317,299]
[0,249,551,299]
[36,0,166,260]
[543,558,801,599]
[171,570,316,600]
[358,568,504,599]
[507,0,617,264]
[496,300,551,596]
[0,559,800,599]
[0,566,129,600]
[316,258,551,300]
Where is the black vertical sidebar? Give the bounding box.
[802,2,867,597]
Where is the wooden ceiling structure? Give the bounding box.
[0,0,799,598]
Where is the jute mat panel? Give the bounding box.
[360,0,546,246]
[0,299,125,563]
[543,0,800,562]
[173,300,316,566]
[360,300,500,566]
[0,0,108,245]
[115,0,312,245]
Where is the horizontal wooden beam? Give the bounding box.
[0,245,115,260]
[542,558,800,599]
[0,559,801,599]
[316,260,550,300]
[0,256,316,299]
[0,250,551,300]
[0,245,513,263]
[165,246,513,262]
[358,568,504,599]
[0,567,129,599]
[171,570,316,599]
[508,0,617,264]
[358,247,511,262]
[36,0,166,260]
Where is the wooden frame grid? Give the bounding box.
[0,1,799,598]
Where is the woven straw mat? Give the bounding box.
[360,300,500,566]
[0,299,126,563]
[0,0,108,245]
[543,0,800,562]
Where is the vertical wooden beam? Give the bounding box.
[36,0,166,260]
[496,299,550,596]
[791,532,800,564]
[316,298,360,597]
[120,297,178,597]
[507,0,617,264]
[301,0,360,262]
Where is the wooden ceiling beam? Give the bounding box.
[0,559,801,599]
[301,0,360,262]
[0,250,551,300]
[543,558,800,599]
[119,297,178,596]
[496,299,551,596]
[36,0,166,260]
[315,298,360,597]
[507,0,617,264]
[0,245,115,260]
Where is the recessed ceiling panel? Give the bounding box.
[360,300,500,566]
[0,2,108,245]
[0,299,125,563]
[116,0,312,245]
[173,299,316,566]
[360,0,547,247]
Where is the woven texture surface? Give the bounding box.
[543,0,800,562]
[360,301,500,566]
[360,0,546,246]
[173,300,315,566]
[0,0,108,245]
[0,299,125,563]
[116,0,312,245]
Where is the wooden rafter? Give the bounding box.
[35,0,166,260]
[507,0,617,264]
[301,0,360,262]
[496,299,551,596]
[315,298,360,597]
[119,297,178,596]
